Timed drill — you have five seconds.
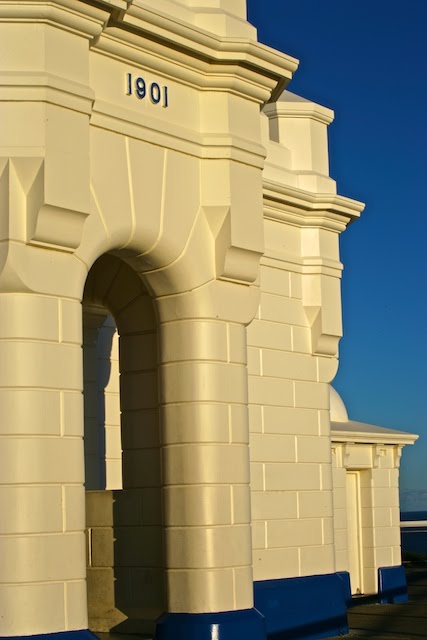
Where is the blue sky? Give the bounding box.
[247,0,427,510]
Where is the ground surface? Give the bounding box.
[330,564,427,639]
[97,564,427,640]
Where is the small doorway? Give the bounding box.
[346,471,363,595]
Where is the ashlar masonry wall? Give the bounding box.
[248,235,335,581]
[332,440,403,594]
[248,97,363,585]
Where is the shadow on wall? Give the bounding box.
[83,254,166,637]
[83,315,115,490]
[86,488,166,636]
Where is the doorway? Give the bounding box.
[82,254,164,636]
[346,471,363,595]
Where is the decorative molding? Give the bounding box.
[302,270,343,357]
[394,445,404,469]
[262,180,364,357]
[204,206,262,285]
[264,96,334,126]
[263,179,364,231]
[331,443,344,468]
[343,443,355,467]
[115,4,298,80]
[331,428,418,447]
[373,445,387,468]
[0,72,94,114]
[0,158,88,253]
[0,0,110,40]
[90,100,265,166]
[92,5,298,106]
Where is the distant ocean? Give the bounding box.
[401,511,427,559]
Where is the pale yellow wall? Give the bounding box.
[0,1,364,636]
[248,242,335,582]
[246,86,362,585]
[332,443,402,594]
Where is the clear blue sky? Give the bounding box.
[247,0,427,511]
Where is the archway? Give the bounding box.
[82,254,164,635]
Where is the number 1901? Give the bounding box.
[126,73,169,108]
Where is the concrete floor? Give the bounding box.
[335,564,427,639]
[96,564,427,640]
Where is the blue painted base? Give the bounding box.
[378,565,408,604]
[336,571,352,606]
[0,631,99,640]
[154,608,266,640]
[254,573,348,640]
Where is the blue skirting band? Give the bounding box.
[336,571,352,606]
[154,608,266,640]
[254,573,348,640]
[378,565,408,604]
[0,632,99,640]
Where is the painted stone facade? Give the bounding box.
[330,388,417,597]
[0,2,416,640]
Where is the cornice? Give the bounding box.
[93,5,298,104]
[0,0,109,39]
[263,179,365,232]
[0,71,94,114]
[93,29,286,105]
[261,253,343,277]
[93,28,280,104]
[116,4,298,73]
[264,97,334,125]
[331,425,418,447]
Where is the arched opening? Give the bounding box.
[83,312,120,491]
[82,254,165,635]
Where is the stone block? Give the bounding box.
[251,491,298,521]
[85,491,113,528]
[250,434,296,463]
[267,518,323,548]
[265,463,320,491]
[253,547,299,581]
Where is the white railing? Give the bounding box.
[400,521,427,528]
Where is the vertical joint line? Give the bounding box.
[63,581,69,630]
[226,322,231,363]
[60,390,64,437]
[61,485,66,533]
[58,298,63,343]
[88,528,93,567]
